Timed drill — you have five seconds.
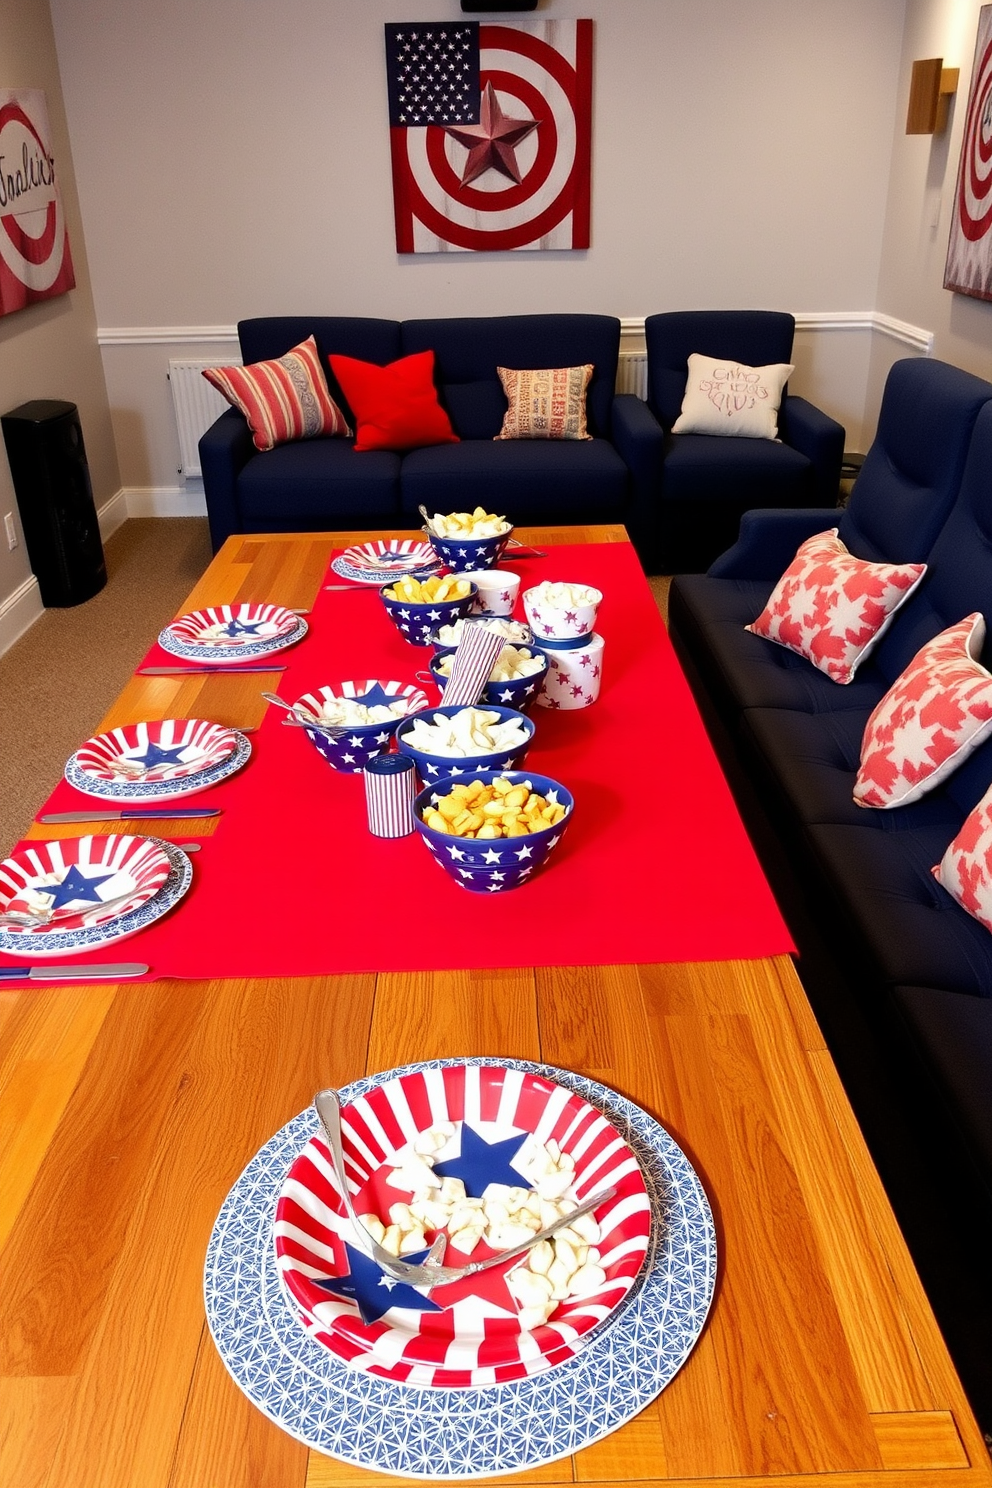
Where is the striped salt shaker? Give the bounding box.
[363,753,417,837]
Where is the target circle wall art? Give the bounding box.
[945,5,992,302]
[385,20,592,253]
[0,89,75,317]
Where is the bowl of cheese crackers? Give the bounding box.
[424,507,513,572]
[379,573,477,646]
[414,768,573,892]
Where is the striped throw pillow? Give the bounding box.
[203,336,350,451]
[495,365,593,441]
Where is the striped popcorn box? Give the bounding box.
[363,753,417,837]
[442,623,507,708]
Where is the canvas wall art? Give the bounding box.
[385,19,592,253]
[944,5,992,302]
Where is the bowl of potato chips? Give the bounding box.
[396,704,535,783]
[414,769,574,891]
[430,643,549,713]
[424,507,513,572]
[379,574,477,646]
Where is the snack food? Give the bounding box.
[383,574,473,604]
[362,1126,606,1331]
[310,697,411,727]
[435,617,531,647]
[422,775,568,838]
[436,644,544,684]
[526,580,601,610]
[401,708,529,759]
[428,507,510,538]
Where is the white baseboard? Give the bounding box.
[0,573,43,656]
[122,486,207,518]
[97,488,129,539]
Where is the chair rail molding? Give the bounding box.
[98,313,934,355]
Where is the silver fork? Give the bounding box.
[314,1088,617,1290]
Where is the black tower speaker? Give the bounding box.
[1,400,107,607]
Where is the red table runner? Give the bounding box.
[8,542,793,981]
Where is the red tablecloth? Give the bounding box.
[6,542,793,981]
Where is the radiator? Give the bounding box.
[616,351,647,399]
[168,359,236,479]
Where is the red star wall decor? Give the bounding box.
[384,19,592,252]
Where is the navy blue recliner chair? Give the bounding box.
[613,310,845,573]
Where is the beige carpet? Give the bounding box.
[0,522,669,858]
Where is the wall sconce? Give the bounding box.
[906,58,959,133]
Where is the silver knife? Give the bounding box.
[138,665,288,674]
[0,962,149,981]
[40,807,221,823]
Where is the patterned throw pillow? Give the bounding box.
[671,353,794,439]
[495,365,593,441]
[203,336,349,452]
[745,530,926,685]
[854,615,992,808]
[934,780,992,934]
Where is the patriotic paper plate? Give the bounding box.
[158,604,306,663]
[273,1064,650,1387]
[0,836,192,958]
[331,540,442,585]
[65,720,251,803]
[205,1059,717,1479]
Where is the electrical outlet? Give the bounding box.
[4,512,16,551]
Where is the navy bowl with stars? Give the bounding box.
[294,682,429,774]
[413,767,574,892]
[429,646,549,713]
[426,527,512,573]
[396,704,535,784]
[379,582,478,647]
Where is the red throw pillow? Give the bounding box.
[203,336,350,452]
[328,350,458,452]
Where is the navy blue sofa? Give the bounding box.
[612,310,846,572]
[199,314,633,552]
[667,356,992,1427]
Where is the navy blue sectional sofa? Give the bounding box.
[199,314,633,552]
[667,355,992,1427]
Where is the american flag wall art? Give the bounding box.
[944,5,992,302]
[385,19,592,253]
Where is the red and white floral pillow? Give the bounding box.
[854,614,992,808]
[934,780,992,934]
[745,530,926,685]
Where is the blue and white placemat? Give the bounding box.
[204,1057,717,1480]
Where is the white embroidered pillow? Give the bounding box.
[672,352,794,439]
[745,530,927,685]
[855,615,992,808]
[495,365,593,441]
[934,780,992,934]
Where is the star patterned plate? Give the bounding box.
[204,1058,717,1479]
[273,1064,651,1386]
[158,604,306,663]
[331,540,442,585]
[0,836,192,957]
[65,720,251,803]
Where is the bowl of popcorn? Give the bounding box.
[430,642,548,713]
[273,1062,652,1385]
[414,768,572,891]
[396,705,534,783]
[424,507,513,572]
[522,579,603,641]
[291,680,429,773]
[430,615,533,652]
[380,574,477,646]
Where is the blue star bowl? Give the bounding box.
[396,704,535,785]
[294,681,429,774]
[426,526,513,573]
[414,768,574,892]
[379,581,477,647]
[429,646,549,713]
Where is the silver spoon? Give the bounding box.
[261,691,346,741]
[314,1088,618,1290]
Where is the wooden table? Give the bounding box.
[2,526,990,1488]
